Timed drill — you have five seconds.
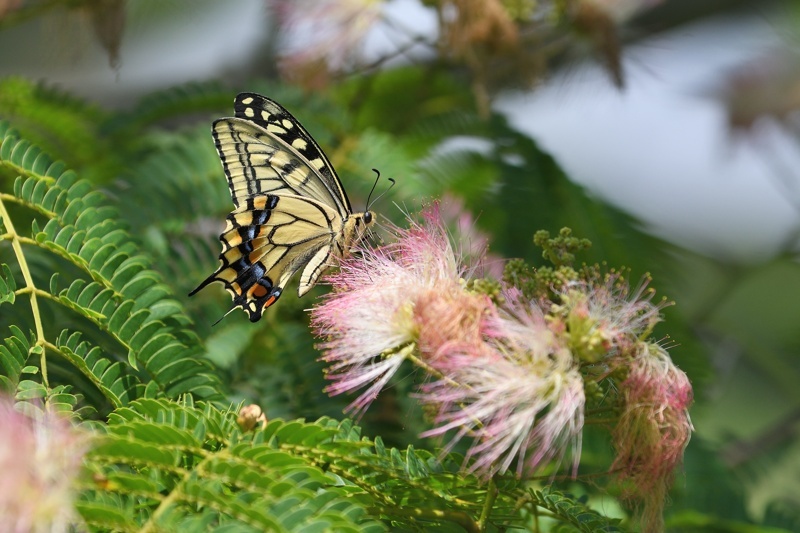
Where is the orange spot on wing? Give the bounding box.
[251,284,268,298]
[263,295,277,308]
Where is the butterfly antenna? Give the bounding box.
[366,168,396,211]
[365,169,381,209]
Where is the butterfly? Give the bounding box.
[190,93,385,322]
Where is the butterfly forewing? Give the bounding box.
[213,118,345,213]
[232,93,351,214]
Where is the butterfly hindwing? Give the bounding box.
[191,194,342,322]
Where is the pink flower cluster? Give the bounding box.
[0,400,90,532]
[311,204,485,415]
[272,0,382,86]
[311,202,693,499]
[418,291,585,478]
[611,344,694,531]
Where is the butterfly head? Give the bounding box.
[341,210,376,255]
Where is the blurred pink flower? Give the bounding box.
[611,344,693,532]
[566,0,663,88]
[0,0,22,19]
[714,49,800,134]
[419,292,585,479]
[273,0,382,80]
[0,400,90,532]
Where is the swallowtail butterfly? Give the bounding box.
[191,93,377,322]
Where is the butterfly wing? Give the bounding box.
[213,93,352,216]
[191,193,343,322]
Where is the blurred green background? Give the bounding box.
[1,0,799,530]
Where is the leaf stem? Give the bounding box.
[0,196,48,387]
[380,506,480,533]
[0,191,58,219]
[477,476,498,530]
[406,348,464,389]
[139,451,210,533]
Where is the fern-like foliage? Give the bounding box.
[522,489,624,532]
[102,81,232,135]
[0,77,119,184]
[109,126,231,301]
[82,399,385,531]
[80,397,624,531]
[0,121,223,415]
[81,398,379,531]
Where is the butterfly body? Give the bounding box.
[191,93,375,322]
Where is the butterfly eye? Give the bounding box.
[364,212,373,224]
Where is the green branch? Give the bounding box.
[0,191,57,218]
[0,195,48,387]
[42,339,122,409]
[7,224,126,302]
[379,505,480,533]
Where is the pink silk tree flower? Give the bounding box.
[548,276,665,363]
[413,286,494,361]
[311,203,480,416]
[0,400,91,533]
[610,343,694,532]
[312,243,422,416]
[418,294,585,479]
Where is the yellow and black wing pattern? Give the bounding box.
[191,93,359,322]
